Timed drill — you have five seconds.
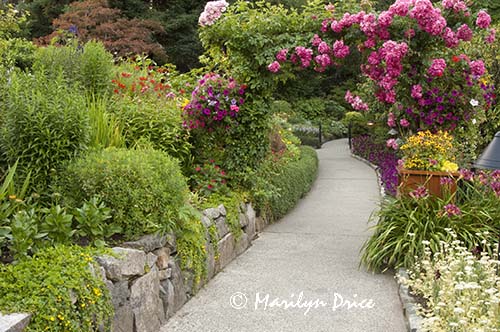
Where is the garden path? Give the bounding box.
[160,139,406,332]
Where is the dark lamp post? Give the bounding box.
[473,131,500,272]
[474,132,500,169]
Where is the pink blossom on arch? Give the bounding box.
[276,49,288,62]
[428,58,447,77]
[387,112,396,127]
[332,40,350,58]
[267,61,281,73]
[457,24,473,41]
[470,60,485,77]
[476,10,491,29]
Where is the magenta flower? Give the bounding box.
[459,169,474,181]
[332,40,350,58]
[486,29,496,44]
[470,60,485,77]
[476,10,491,29]
[276,49,288,62]
[409,186,429,199]
[428,58,446,77]
[400,118,410,127]
[387,112,396,127]
[443,204,461,217]
[457,24,473,41]
[411,84,423,99]
[267,61,281,73]
[439,177,454,185]
[386,138,399,150]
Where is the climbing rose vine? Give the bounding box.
[269,0,496,136]
[199,0,229,27]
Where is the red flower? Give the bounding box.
[139,77,147,81]
[121,72,132,78]
[452,55,460,62]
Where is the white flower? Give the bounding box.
[470,99,479,107]
[472,118,477,124]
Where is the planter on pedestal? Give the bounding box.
[398,169,459,199]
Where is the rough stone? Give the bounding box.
[130,267,164,332]
[0,313,31,332]
[239,212,248,228]
[214,217,229,239]
[255,216,267,234]
[234,233,249,256]
[182,269,195,297]
[107,280,129,309]
[200,215,213,228]
[112,305,134,332]
[217,204,227,216]
[168,260,187,312]
[244,213,256,241]
[146,252,158,269]
[205,239,216,280]
[153,247,170,270]
[158,268,172,280]
[216,233,235,272]
[96,247,147,281]
[121,234,167,253]
[246,203,256,226]
[203,208,220,220]
[159,280,175,319]
[165,233,177,253]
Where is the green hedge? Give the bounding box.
[57,148,189,239]
[266,146,318,220]
[0,245,113,332]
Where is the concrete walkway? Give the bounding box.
[160,139,406,332]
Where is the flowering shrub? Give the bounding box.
[400,130,458,171]
[190,160,229,197]
[351,135,399,195]
[182,73,246,132]
[399,236,500,331]
[269,0,496,136]
[198,0,229,27]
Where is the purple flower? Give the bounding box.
[410,186,429,199]
[443,204,461,217]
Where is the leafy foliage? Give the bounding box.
[0,70,89,190]
[39,0,167,63]
[0,245,113,331]
[33,40,114,95]
[57,147,189,239]
[254,146,318,221]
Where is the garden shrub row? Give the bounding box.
[262,146,318,221]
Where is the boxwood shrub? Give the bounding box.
[57,148,189,239]
[263,146,319,220]
[0,245,113,331]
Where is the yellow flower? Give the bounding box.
[181,99,190,109]
[441,161,458,172]
[49,317,55,322]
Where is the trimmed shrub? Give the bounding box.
[57,148,189,239]
[0,70,89,190]
[0,245,113,331]
[262,146,318,220]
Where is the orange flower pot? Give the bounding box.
[398,169,459,199]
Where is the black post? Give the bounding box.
[348,120,352,150]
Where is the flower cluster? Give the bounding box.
[351,135,399,195]
[269,0,496,134]
[199,0,229,27]
[182,73,245,131]
[399,235,500,331]
[344,90,369,111]
[460,169,500,197]
[190,160,228,196]
[399,130,458,171]
[111,66,178,99]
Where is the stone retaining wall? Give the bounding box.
[0,202,267,332]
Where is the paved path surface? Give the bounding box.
[160,139,406,332]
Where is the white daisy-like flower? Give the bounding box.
[470,99,479,107]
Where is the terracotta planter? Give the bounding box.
[398,169,459,198]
